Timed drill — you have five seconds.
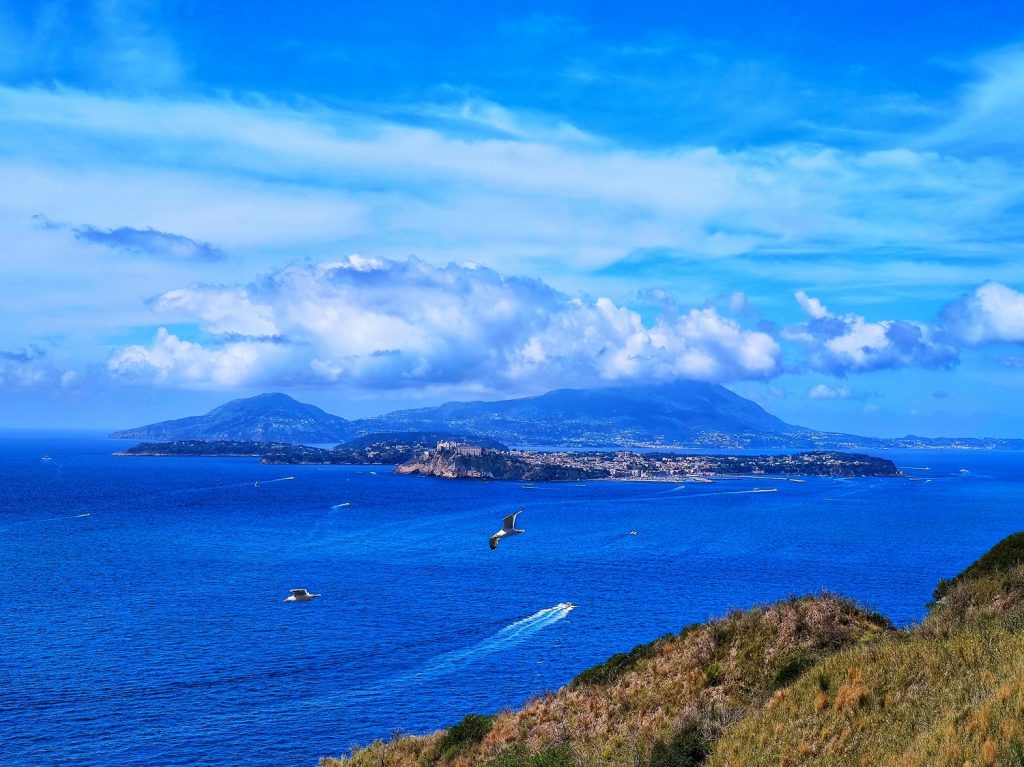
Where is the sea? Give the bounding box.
[1,431,1022,767]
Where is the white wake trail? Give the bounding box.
[675,487,779,498]
[404,602,575,682]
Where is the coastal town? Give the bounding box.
[394,441,903,481]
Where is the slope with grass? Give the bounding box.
[319,596,890,767]
[710,541,1024,766]
[319,532,1024,767]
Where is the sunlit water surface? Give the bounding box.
[2,433,1022,766]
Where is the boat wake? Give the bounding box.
[669,487,779,497]
[406,602,575,682]
[3,511,93,528]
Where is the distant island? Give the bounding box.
[108,384,1024,450]
[117,437,901,481]
[115,432,509,466]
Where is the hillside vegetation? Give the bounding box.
[319,533,1024,767]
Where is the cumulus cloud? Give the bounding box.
[108,256,781,389]
[941,282,1024,345]
[108,328,292,387]
[808,383,851,399]
[784,292,959,374]
[0,345,79,389]
[784,281,1024,377]
[74,225,224,261]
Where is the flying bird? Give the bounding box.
[489,509,524,550]
[284,588,320,602]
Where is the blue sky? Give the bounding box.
[2,0,1024,435]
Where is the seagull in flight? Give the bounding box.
[489,509,525,550]
[284,588,320,602]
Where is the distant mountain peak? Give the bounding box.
[110,392,352,442]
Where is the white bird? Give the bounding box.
[284,588,320,602]
[489,509,524,550]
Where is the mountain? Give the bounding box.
[359,380,811,447]
[320,532,1024,767]
[110,381,810,447]
[109,392,354,442]
[109,382,1024,449]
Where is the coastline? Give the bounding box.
[114,439,903,481]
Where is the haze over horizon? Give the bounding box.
[3,1,1024,436]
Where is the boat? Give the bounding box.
[40,455,52,462]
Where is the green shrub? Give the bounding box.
[487,745,573,767]
[771,655,812,690]
[572,640,661,687]
[529,745,574,767]
[647,725,709,767]
[438,713,494,757]
[703,663,724,687]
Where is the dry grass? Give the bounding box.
[319,535,1024,767]
[708,628,1024,767]
[709,561,1024,767]
[319,595,888,767]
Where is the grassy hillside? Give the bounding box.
[319,533,1024,767]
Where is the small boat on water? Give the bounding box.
[40,455,52,462]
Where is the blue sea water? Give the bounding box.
[1,432,1022,767]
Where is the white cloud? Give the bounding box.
[3,84,1024,284]
[107,256,781,389]
[930,46,1024,154]
[785,291,959,374]
[795,290,828,320]
[153,287,279,337]
[942,282,1024,345]
[108,328,290,387]
[0,345,80,389]
[808,383,851,399]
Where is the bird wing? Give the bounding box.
[290,589,308,596]
[503,509,523,530]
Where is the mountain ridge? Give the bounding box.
[108,383,1024,449]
